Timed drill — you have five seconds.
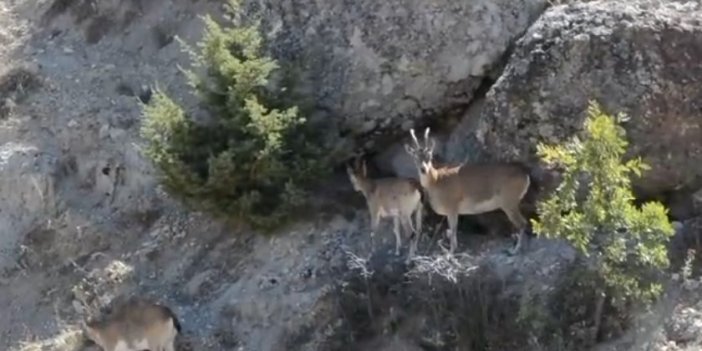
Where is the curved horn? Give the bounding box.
[409,128,421,148]
[422,127,436,154]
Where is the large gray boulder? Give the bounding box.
[40,0,548,148]
[473,0,702,198]
[39,0,547,149]
[252,0,547,139]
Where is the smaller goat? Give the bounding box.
[83,296,181,351]
[347,157,424,260]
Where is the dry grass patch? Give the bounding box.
[13,327,87,351]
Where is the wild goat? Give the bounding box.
[347,157,424,260]
[83,296,181,351]
[404,128,531,255]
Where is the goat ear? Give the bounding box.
[346,158,360,176]
[404,143,414,155]
[361,160,367,177]
[352,155,362,170]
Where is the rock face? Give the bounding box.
[474,0,702,197]
[9,0,702,349]
[253,0,547,139]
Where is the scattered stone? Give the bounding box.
[138,84,152,104]
[0,98,15,119]
[667,305,702,345]
[185,269,216,297]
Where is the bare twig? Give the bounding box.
[406,252,478,284]
[344,249,375,321]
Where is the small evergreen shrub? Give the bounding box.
[141,0,332,231]
[531,101,674,319]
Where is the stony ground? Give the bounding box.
[1,0,702,350]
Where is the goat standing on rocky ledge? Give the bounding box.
[347,156,424,261]
[404,128,531,255]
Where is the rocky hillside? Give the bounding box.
[1,0,702,350]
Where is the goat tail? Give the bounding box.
[172,314,182,333]
[164,307,182,333]
[510,161,544,203]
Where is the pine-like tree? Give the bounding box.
[141,0,330,230]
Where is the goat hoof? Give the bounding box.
[505,245,521,256]
[438,241,449,254]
